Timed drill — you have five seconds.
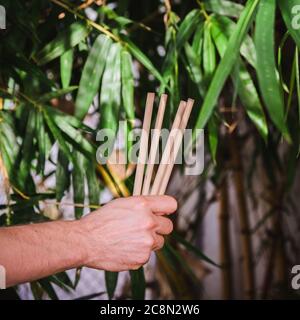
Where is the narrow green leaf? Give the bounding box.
[204,0,244,18]
[86,164,100,206]
[212,15,257,69]
[130,268,146,300]
[38,86,78,103]
[122,35,165,85]
[17,110,36,190]
[278,0,300,48]
[172,232,220,267]
[75,34,112,120]
[176,9,202,50]
[211,17,268,140]
[43,109,76,165]
[105,271,118,300]
[72,152,85,218]
[192,23,205,56]
[203,22,216,79]
[38,279,58,300]
[121,49,135,121]
[208,115,218,164]
[99,43,122,140]
[56,150,69,201]
[194,0,260,134]
[35,112,46,174]
[36,22,90,65]
[60,49,74,89]
[255,0,290,142]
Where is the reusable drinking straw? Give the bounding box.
[142,94,168,195]
[133,92,155,195]
[157,98,194,195]
[150,100,187,195]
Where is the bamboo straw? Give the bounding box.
[142,94,168,195]
[133,92,155,195]
[150,100,187,195]
[157,98,194,195]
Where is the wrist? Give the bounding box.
[67,220,89,268]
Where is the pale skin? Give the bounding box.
[0,195,177,287]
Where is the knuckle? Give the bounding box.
[143,234,155,247]
[138,196,148,209]
[143,216,156,230]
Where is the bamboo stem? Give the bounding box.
[142,94,168,195]
[218,173,233,299]
[157,98,194,195]
[150,100,186,195]
[133,92,155,195]
[229,132,255,299]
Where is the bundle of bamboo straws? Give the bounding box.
[133,93,194,196]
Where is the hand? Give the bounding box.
[76,195,177,271]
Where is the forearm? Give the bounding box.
[0,220,86,287]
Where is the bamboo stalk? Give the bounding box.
[229,132,255,299]
[150,100,186,195]
[218,173,233,299]
[133,92,155,195]
[142,94,168,195]
[157,98,194,195]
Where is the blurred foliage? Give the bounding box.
[0,0,300,299]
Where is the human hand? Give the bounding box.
[76,195,177,271]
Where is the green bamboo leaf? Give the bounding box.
[38,278,58,300]
[60,49,74,89]
[212,15,257,69]
[44,107,95,157]
[204,0,244,18]
[105,271,118,300]
[43,109,76,165]
[17,110,36,190]
[176,9,202,49]
[172,232,220,267]
[130,268,146,300]
[278,0,300,48]
[193,0,260,135]
[38,86,78,103]
[56,150,69,201]
[36,22,90,65]
[121,49,135,121]
[86,164,100,206]
[75,34,112,120]
[208,115,218,164]
[163,10,202,80]
[121,35,165,85]
[35,112,46,174]
[192,23,204,56]
[211,17,268,140]
[99,43,122,140]
[183,43,206,97]
[203,22,216,79]
[72,152,85,218]
[0,112,19,175]
[255,0,290,142]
